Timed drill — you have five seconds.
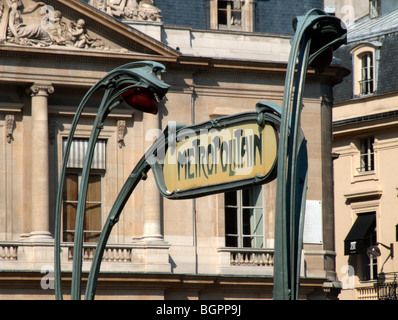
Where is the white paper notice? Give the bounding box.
[303,200,323,244]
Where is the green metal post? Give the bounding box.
[84,155,151,300]
[84,123,174,300]
[273,9,347,300]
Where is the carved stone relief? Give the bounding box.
[5,114,15,143]
[117,119,126,148]
[0,0,120,51]
[88,0,162,22]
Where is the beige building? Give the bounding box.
[332,0,398,300]
[0,0,347,300]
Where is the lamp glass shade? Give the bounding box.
[121,87,158,115]
[367,245,381,259]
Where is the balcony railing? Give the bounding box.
[230,249,274,267]
[219,247,274,267]
[357,285,378,300]
[357,273,398,300]
[0,240,170,273]
[65,243,133,262]
[376,272,398,300]
[0,243,18,261]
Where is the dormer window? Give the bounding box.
[218,1,242,30]
[369,0,381,19]
[350,43,380,97]
[210,0,254,32]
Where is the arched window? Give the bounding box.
[350,43,380,97]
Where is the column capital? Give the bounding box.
[28,82,54,97]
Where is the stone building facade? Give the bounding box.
[331,0,398,300]
[0,0,346,299]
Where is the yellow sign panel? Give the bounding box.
[162,122,278,193]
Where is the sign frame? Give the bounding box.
[148,101,282,200]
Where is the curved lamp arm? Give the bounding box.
[54,61,170,300]
[378,242,394,259]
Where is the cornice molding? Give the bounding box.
[344,189,383,202]
[0,102,24,113]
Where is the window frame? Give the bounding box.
[346,198,380,282]
[217,0,243,30]
[209,0,254,32]
[358,136,375,173]
[354,212,378,281]
[359,53,374,96]
[350,44,380,97]
[61,137,106,243]
[369,0,381,19]
[62,169,104,243]
[224,186,265,249]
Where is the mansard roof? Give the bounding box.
[348,9,398,42]
[333,10,398,103]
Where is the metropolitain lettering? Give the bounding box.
[174,127,262,181]
[161,121,277,195]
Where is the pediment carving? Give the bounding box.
[87,0,161,22]
[0,0,165,54]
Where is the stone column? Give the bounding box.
[28,82,54,240]
[141,112,163,242]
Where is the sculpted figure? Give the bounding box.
[0,0,111,50]
[46,10,69,44]
[96,0,107,12]
[137,0,161,21]
[106,0,126,17]
[69,18,104,49]
[69,18,86,48]
[123,0,138,19]
[89,0,161,22]
[0,0,51,45]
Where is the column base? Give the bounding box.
[131,238,171,273]
[27,231,53,242]
[140,235,165,243]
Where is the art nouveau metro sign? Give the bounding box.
[149,102,281,199]
[54,9,347,301]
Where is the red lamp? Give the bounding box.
[121,86,159,115]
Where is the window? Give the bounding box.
[369,0,381,19]
[225,186,264,248]
[210,0,254,32]
[359,137,375,172]
[63,173,102,242]
[361,213,378,281]
[62,138,106,243]
[350,44,380,97]
[344,212,378,281]
[360,53,374,95]
[218,0,242,30]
